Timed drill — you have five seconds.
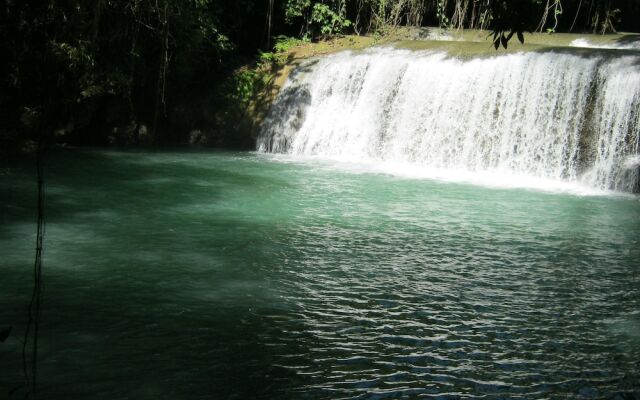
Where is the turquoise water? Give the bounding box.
[1,150,639,399]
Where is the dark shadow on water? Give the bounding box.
[0,149,289,239]
[0,149,310,398]
[2,157,313,398]
[0,265,311,399]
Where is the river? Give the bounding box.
[1,150,639,398]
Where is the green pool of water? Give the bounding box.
[1,150,639,399]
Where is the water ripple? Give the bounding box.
[1,151,639,399]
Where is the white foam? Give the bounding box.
[259,47,640,193]
[260,152,617,196]
[570,38,640,50]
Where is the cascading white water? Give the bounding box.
[258,47,640,193]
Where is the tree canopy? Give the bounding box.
[1,0,638,156]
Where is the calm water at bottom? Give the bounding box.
[1,150,639,399]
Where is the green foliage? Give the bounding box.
[258,36,307,68]
[1,0,639,153]
[311,3,353,36]
[52,41,95,71]
[372,30,383,43]
[232,70,261,104]
[378,0,388,24]
[283,0,352,39]
[285,0,313,23]
[273,35,308,53]
[436,1,451,29]
[0,0,271,149]
[259,51,279,65]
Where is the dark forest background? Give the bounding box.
[1,0,639,159]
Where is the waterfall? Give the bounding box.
[258,48,640,193]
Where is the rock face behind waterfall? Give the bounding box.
[258,47,640,193]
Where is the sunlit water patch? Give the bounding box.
[1,150,639,399]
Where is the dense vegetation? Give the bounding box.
[282,0,639,37]
[1,0,638,159]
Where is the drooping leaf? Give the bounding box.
[517,31,525,44]
[501,34,508,49]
